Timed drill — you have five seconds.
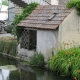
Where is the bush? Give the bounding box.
[30,52,44,67]
[4,25,13,33]
[48,47,80,79]
[67,0,80,15]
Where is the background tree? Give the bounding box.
[2,0,8,6]
[67,0,80,15]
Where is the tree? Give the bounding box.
[67,0,80,15]
[2,0,8,6]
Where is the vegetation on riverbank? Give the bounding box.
[1,36,80,80]
[0,37,17,56]
[0,36,45,67]
[48,47,80,79]
[1,1,80,79]
[29,52,45,67]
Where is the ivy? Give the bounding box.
[67,0,80,15]
[13,2,39,42]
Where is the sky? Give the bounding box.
[0,69,10,80]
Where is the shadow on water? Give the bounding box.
[0,54,71,80]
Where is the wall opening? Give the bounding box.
[20,29,37,51]
[29,30,37,50]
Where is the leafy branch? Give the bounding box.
[67,0,80,15]
[13,2,39,42]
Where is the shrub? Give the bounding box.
[4,25,13,33]
[30,52,44,67]
[67,0,80,15]
[48,47,80,79]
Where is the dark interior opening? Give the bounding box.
[29,30,37,50]
[20,29,37,51]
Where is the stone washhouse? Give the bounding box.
[17,5,80,61]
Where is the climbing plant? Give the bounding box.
[67,0,80,15]
[13,2,39,42]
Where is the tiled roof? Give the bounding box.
[18,5,73,30]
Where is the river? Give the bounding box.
[0,54,71,80]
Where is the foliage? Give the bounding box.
[67,0,80,15]
[13,3,39,42]
[0,40,17,56]
[4,25,13,33]
[30,52,44,67]
[2,0,8,6]
[48,47,80,79]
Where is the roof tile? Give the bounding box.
[18,5,73,30]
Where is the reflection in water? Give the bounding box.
[0,69,10,80]
[0,54,71,80]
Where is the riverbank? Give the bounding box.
[0,34,44,67]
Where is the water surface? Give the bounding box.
[0,54,71,80]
